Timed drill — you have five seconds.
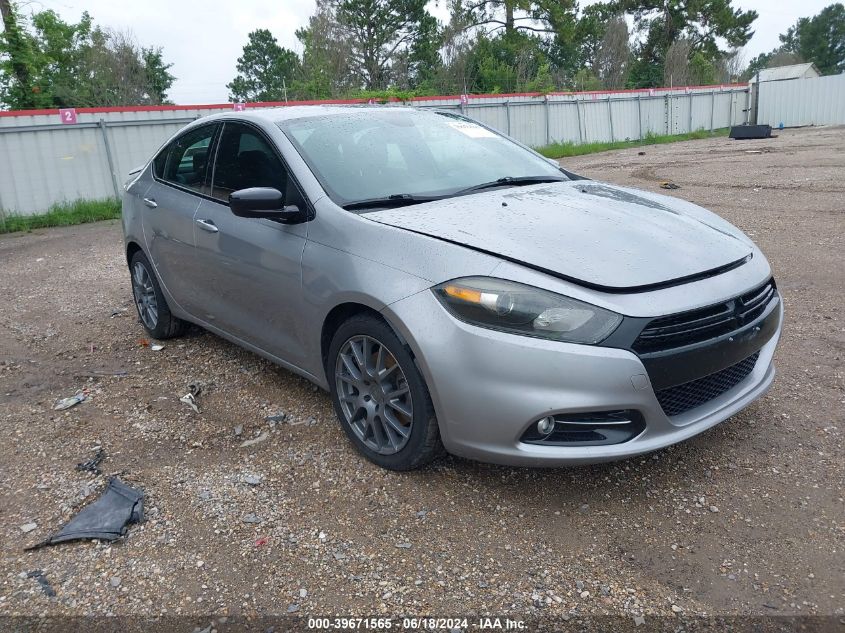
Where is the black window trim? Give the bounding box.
[151,121,221,198]
[151,118,315,221]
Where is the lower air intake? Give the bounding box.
[656,352,760,417]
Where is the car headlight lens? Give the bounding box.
[432,277,622,344]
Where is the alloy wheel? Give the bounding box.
[335,335,414,455]
[132,261,159,330]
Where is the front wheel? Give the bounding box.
[328,315,443,471]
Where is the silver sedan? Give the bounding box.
[122,106,783,470]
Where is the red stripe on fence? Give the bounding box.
[0,84,748,118]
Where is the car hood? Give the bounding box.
[365,181,753,292]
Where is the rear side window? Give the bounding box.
[211,123,287,202]
[154,124,217,195]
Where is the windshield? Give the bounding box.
[278,109,566,209]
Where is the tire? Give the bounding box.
[129,250,187,340]
[328,314,444,471]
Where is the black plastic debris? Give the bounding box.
[26,569,56,597]
[729,124,772,139]
[75,447,105,475]
[25,478,143,550]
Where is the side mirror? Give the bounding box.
[229,187,305,224]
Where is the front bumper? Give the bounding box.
[382,289,783,467]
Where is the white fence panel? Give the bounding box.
[757,73,845,127]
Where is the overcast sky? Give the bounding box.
[24,0,835,104]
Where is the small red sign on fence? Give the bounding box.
[59,108,77,124]
[233,102,246,111]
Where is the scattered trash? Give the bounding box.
[180,393,199,413]
[53,391,87,411]
[240,432,269,448]
[395,542,412,549]
[254,536,269,547]
[233,424,243,437]
[75,446,105,475]
[20,522,38,533]
[745,150,763,154]
[27,570,56,597]
[150,344,165,351]
[110,308,128,318]
[660,181,681,190]
[187,382,203,397]
[637,151,646,156]
[633,615,646,626]
[265,412,286,424]
[242,474,262,486]
[242,513,262,524]
[24,478,144,550]
[138,339,150,347]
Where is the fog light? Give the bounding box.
[537,416,555,436]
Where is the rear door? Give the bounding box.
[192,121,309,365]
[142,123,219,315]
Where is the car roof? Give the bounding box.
[200,105,428,126]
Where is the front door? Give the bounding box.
[192,121,308,366]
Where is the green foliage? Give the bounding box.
[689,51,717,85]
[0,198,120,234]
[336,0,432,90]
[536,128,729,159]
[616,0,756,88]
[779,3,845,75]
[227,29,300,102]
[0,6,174,109]
[573,68,602,91]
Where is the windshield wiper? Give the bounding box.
[453,175,567,196]
[342,193,443,211]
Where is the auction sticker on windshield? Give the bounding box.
[447,120,496,138]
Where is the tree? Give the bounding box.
[227,29,299,102]
[453,0,577,37]
[0,0,36,108]
[143,47,175,104]
[335,0,435,90]
[1,6,175,109]
[619,0,757,87]
[295,0,355,99]
[779,3,845,74]
[593,14,630,88]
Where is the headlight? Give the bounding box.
[432,277,622,344]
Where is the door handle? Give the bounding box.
[143,198,158,208]
[196,218,219,233]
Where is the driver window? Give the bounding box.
[212,123,287,203]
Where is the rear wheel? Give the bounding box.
[328,315,443,471]
[129,250,187,340]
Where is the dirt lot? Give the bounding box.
[0,127,842,624]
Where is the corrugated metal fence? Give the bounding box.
[756,73,845,128]
[0,84,749,215]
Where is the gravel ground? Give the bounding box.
[0,126,842,624]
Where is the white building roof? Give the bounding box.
[752,63,821,82]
